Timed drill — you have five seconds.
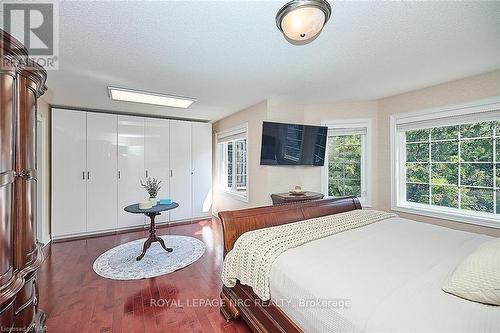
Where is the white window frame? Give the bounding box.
[321,118,373,207]
[390,96,500,229]
[216,123,249,202]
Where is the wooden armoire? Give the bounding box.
[0,30,47,331]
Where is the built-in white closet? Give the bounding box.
[117,116,145,228]
[52,109,87,236]
[87,112,118,232]
[144,118,170,223]
[51,108,212,239]
[169,120,192,221]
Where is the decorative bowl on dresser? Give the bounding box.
[0,29,47,332]
[270,191,324,205]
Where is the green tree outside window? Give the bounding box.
[328,135,362,197]
[405,121,499,214]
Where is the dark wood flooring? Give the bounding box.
[38,218,251,333]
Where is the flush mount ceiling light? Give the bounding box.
[276,0,332,45]
[108,87,197,109]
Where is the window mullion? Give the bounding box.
[361,134,366,198]
[231,141,238,192]
[428,131,432,206]
[458,127,461,210]
[493,124,497,214]
[221,144,225,189]
[342,143,346,196]
[223,143,226,189]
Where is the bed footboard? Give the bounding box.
[218,197,361,332]
[218,196,361,254]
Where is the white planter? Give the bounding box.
[150,197,158,206]
[139,201,153,210]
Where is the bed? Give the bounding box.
[218,197,499,333]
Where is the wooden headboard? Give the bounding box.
[218,196,361,254]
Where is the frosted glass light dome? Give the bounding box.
[276,0,332,45]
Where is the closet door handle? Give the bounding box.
[170,170,173,177]
[146,170,148,178]
[87,171,90,180]
[118,171,121,179]
[82,171,85,180]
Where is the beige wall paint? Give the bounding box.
[213,69,500,236]
[212,99,379,213]
[265,99,307,203]
[37,98,51,244]
[212,101,269,213]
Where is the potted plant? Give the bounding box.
[141,177,161,206]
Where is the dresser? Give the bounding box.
[270,191,325,205]
[0,30,47,332]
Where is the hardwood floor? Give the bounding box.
[38,218,251,333]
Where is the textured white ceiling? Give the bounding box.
[43,1,500,121]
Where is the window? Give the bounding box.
[217,124,248,201]
[322,119,372,206]
[392,98,500,228]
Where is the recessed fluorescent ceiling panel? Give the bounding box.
[108,87,196,108]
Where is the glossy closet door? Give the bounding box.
[169,120,192,221]
[191,122,212,218]
[52,109,87,237]
[145,118,170,223]
[117,116,145,228]
[87,113,118,232]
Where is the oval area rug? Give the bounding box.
[93,235,205,280]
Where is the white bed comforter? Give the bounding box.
[222,210,396,300]
[270,217,500,332]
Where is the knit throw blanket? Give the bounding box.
[222,209,397,300]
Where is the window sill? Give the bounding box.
[392,203,500,229]
[219,189,249,203]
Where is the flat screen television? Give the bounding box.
[260,121,327,166]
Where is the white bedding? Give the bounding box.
[269,216,500,332]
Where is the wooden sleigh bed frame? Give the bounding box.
[218,197,362,333]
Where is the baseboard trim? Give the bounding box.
[51,216,212,243]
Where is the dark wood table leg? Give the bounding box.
[156,236,173,252]
[136,212,173,260]
[136,237,152,261]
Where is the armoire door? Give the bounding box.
[52,109,87,236]
[0,71,16,302]
[86,113,118,232]
[191,122,212,218]
[170,120,192,221]
[117,116,145,228]
[15,74,38,265]
[145,118,170,223]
